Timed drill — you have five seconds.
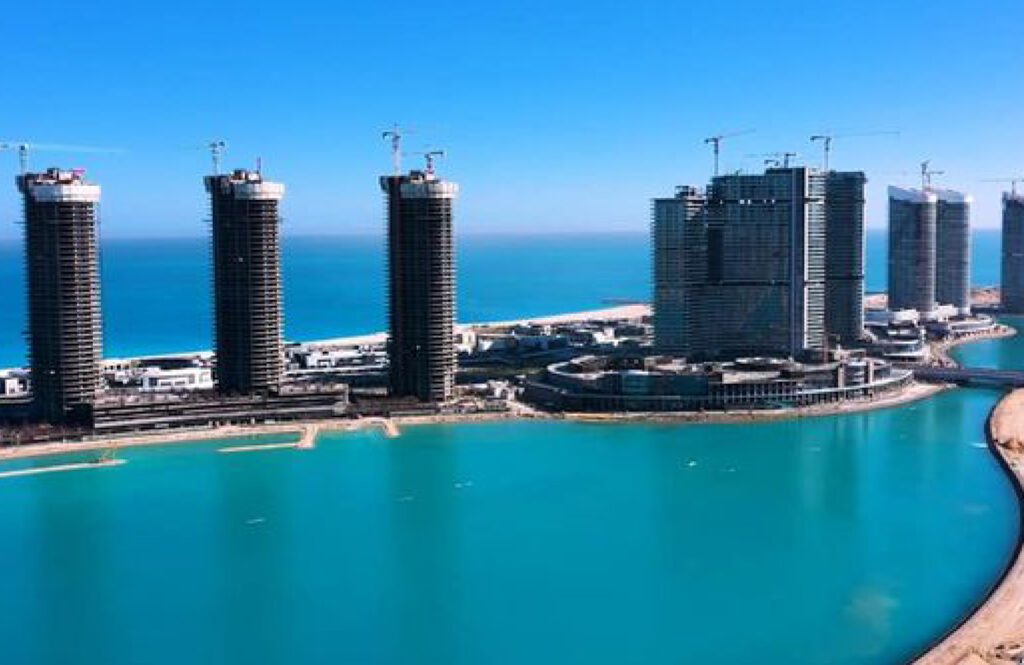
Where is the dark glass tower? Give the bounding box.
[205,169,285,395]
[887,187,938,319]
[380,169,458,402]
[18,168,102,424]
[651,186,705,355]
[1002,193,1024,313]
[681,167,826,360]
[935,189,972,316]
[824,171,867,344]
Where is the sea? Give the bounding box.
[0,229,1004,368]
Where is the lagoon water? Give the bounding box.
[0,229,1004,367]
[951,316,1024,370]
[0,232,1020,664]
[0,359,1021,663]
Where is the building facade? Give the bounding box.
[935,189,972,316]
[824,171,867,344]
[651,186,705,355]
[523,353,911,413]
[381,169,458,402]
[681,167,827,360]
[888,187,938,319]
[1002,193,1024,313]
[205,169,285,394]
[18,168,103,424]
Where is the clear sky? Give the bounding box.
[0,0,1022,239]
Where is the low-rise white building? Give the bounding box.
[140,366,214,392]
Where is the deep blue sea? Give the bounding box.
[0,229,1002,368]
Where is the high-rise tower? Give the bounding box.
[681,167,827,359]
[824,171,866,344]
[18,168,102,424]
[205,169,285,394]
[1002,193,1024,313]
[380,168,458,402]
[935,189,972,316]
[887,187,938,319]
[651,185,705,355]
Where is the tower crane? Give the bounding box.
[981,177,1024,198]
[0,142,121,174]
[382,124,412,175]
[704,129,755,176]
[809,130,899,172]
[748,151,798,168]
[411,149,445,175]
[920,160,944,191]
[205,140,227,175]
[0,143,27,173]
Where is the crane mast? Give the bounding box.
[703,129,754,176]
[981,177,1024,198]
[419,149,445,175]
[206,140,227,175]
[0,141,121,174]
[382,124,407,175]
[920,160,944,191]
[809,130,899,172]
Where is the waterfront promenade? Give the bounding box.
[917,389,1024,664]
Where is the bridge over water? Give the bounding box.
[910,365,1024,388]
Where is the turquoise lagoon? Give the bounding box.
[0,389,1019,663]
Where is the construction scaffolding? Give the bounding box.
[381,169,458,402]
[18,168,103,425]
[825,171,867,343]
[205,170,285,395]
[1002,194,1024,313]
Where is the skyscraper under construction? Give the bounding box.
[205,169,285,395]
[888,187,938,319]
[935,189,972,316]
[18,168,103,424]
[381,165,458,402]
[681,167,827,359]
[651,185,705,355]
[824,171,867,344]
[1002,192,1024,313]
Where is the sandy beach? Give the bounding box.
[915,389,1024,664]
[0,377,942,463]
[305,304,651,348]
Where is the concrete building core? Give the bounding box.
[824,171,867,344]
[651,185,705,355]
[380,169,458,402]
[1002,193,1024,313]
[935,189,972,316]
[888,186,938,320]
[205,169,285,395]
[17,168,103,424]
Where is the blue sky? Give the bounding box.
[0,0,1022,239]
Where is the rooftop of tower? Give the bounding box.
[17,167,100,202]
[399,169,458,199]
[888,186,937,204]
[205,168,284,200]
[932,188,973,204]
